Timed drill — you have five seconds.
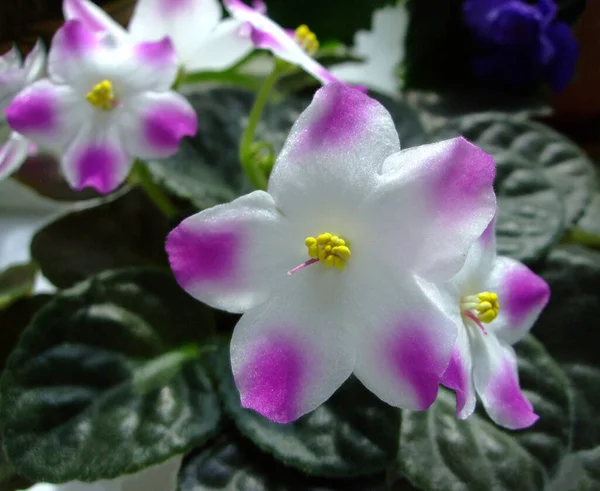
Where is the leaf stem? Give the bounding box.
[128,161,178,219]
[239,62,284,190]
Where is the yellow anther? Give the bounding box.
[461,291,500,324]
[86,80,117,110]
[294,24,319,55]
[303,232,351,271]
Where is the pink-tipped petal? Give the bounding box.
[486,256,550,345]
[352,277,458,411]
[62,125,132,194]
[5,79,82,149]
[471,332,538,430]
[129,0,222,65]
[128,38,179,92]
[0,132,30,179]
[224,0,340,85]
[63,0,127,39]
[47,20,101,86]
[117,91,196,159]
[365,137,497,283]
[268,82,400,219]
[441,324,477,419]
[231,270,355,422]
[166,191,295,313]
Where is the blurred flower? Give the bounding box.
[224,0,342,85]
[0,41,45,179]
[463,0,578,92]
[440,216,550,429]
[6,20,196,194]
[63,0,254,73]
[166,82,497,423]
[330,3,408,95]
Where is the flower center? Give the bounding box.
[287,232,351,276]
[294,25,319,56]
[86,80,117,110]
[460,291,500,335]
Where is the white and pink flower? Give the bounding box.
[166,83,497,423]
[0,41,46,180]
[63,0,255,73]
[6,20,197,194]
[440,217,550,429]
[224,0,342,85]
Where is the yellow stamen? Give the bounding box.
[461,291,500,324]
[304,232,351,270]
[294,24,319,56]
[86,80,117,110]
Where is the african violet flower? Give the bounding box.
[0,41,45,179]
[463,0,578,92]
[224,0,341,85]
[166,82,497,423]
[440,217,550,429]
[64,0,254,73]
[6,20,196,194]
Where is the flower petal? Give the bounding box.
[0,132,30,179]
[117,91,196,159]
[352,276,457,411]
[441,322,477,419]
[268,82,400,219]
[167,191,299,313]
[184,18,254,72]
[23,39,47,85]
[6,79,84,148]
[63,0,128,39]
[470,331,538,430]
[231,270,355,423]
[62,123,132,193]
[224,0,339,84]
[128,0,222,66]
[487,256,550,345]
[364,137,497,282]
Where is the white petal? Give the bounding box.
[0,132,30,179]
[184,18,254,72]
[364,137,497,283]
[128,0,222,64]
[23,39,47,85]
[268,83,399,223]
[231,265,355,423]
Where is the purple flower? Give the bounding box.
[463,0,578,92]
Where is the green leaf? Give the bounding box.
[214,347,400,477]
[549,447,600,491]
[562,364,600,451]
[0,263,37,310]
[397,336,572,491]
[533,245,600,366]
[0,268,220,482]
[566,192,600,250]
[178,431,388,491]
[30,188,170,288]
[434,113,595,228]
[151,88,427,210]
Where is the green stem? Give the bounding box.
[128,161,178,219]
[239,63,283,190]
